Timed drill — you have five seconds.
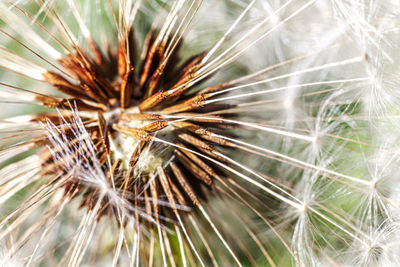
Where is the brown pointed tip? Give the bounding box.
[170,162,201,206]
[120,65,135,109]
[112,124,153,142]
[139,91,170,111]
[118,42,128,78]
[121,113,162,121]
[141,120,169,132]
[97,112,110,155]
[162,94,210,114]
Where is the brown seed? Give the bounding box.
[162,94,210,114]
[113,124,153,142]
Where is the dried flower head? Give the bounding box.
[1,0,400,266]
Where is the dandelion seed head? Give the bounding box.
[1,0,400,266]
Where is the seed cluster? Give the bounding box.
[37,26,237,223]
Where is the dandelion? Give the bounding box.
[0,0,400,266]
